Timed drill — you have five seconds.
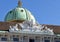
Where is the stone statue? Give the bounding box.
[9,24,18,32]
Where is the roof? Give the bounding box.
[0,22,60,34]
[5,7,35,23]
[46,25,60,34]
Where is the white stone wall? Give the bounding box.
[23,37,28,42]
[0,32,59,42]
[35,39,40,42]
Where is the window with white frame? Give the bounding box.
[13,38,19,42]
[44,39,50,42]
[29,39,35,42]
[44,37,50,42]
[54,38,60,42]
[1,37,7,41]
[55,40,60,42]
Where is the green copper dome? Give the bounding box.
[5,0,36,23]
[5,7,36,23]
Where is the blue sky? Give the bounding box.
[0,0,60,25]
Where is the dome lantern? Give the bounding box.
[18,0,22,7]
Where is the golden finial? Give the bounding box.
[18,0,22,7]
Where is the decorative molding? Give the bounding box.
[9,21,54,35]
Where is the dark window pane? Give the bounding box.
[10,11,12,13]
[21,10,23,12]
[13,38,19,41]
[1,37,7,41]
[29,39,35,42]
[45,40,50,42]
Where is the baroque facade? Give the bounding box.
[0,0,60,42]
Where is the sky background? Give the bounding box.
[0,0,60,25]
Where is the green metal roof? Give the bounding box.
[5,7,35,22]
